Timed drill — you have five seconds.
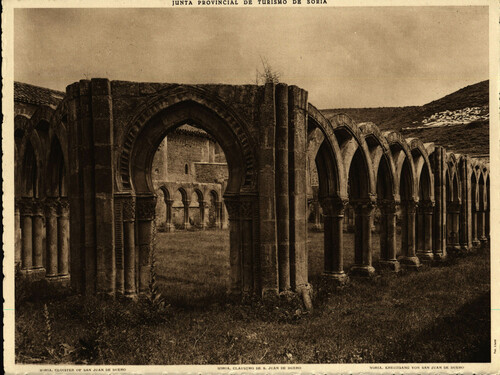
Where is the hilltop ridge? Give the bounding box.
[321,80,489,158]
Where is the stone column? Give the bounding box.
[20,199,33,271]
[399,200,421,268]
[275,83,290,292]
[449,203,461,251]
[478,210,487,245]
[15,199,22,268]
[416,205,425,255]
[32,201,45,271]
[485,206,490,241]
[199,201,206,230]
[136,195,157,293]
[321,198,348,284]
[215,201,222,229]
[164,199,174,232]
[378,200,400,271]
[122,197,136,296]
[225,198,242,295]
[240,199,255,293]
[417,201,434,261]
[182,199,191,230]
[472,208,480,247]
[350,200,376,277]
[57,199,70,277]
[431,146,447,260]
[45,198,59,277]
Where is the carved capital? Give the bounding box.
[19,198,34,216]
[320,198,348,217]
[420,200,435,213]
[353,199,376,216]
[136,195,157,221]
[165,199,174,206]
[32,200,45,216]
[379,200,399,215]
[57,198,70,217]
[122,198,136,222]
[44,197,60,216]
[403,199,418,214]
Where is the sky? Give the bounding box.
[14,6,489,109]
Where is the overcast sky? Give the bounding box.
[14,6,489,109]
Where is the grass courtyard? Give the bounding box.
[16,229,490,364]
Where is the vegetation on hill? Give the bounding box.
[321,80,489,157]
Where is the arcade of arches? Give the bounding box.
[14,80,490,300]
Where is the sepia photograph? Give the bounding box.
[3,1,498,373]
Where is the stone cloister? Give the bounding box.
[14,80,490,298]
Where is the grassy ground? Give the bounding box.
[16,229,490,365]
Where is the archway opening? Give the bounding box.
[129,100,249,304]
[149,124,231,304]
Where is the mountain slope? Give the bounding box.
[321,80,489,158]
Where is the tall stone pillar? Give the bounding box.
[165,198,174,232]
[257,82,279,297]
[32,201,45,271]
[225,198,242,295]
[122,196,136,296]
[45,198,59,277]
[275,83,290,292]
[350,200,376,277]
[182,200,190,230]
[288,85,309,291]
[136,195,156,294]
[57,199,70,277]
[92,79,116,295]
[417,201,434,261]
[399,200,421,268]
[378,200,400,271]
[321,198,348,284]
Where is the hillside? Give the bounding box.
[321,80,489,158]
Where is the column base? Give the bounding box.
[349,265,376,277]
[45,274,71,287]
[416,251,434,262]
[398,256,421,269]
[20,267,46,280]
[182,223,191,230]
[377,260,401,272]
[432,252,447,262]
[165,224,175,233]
[322,271,349,285]
[472,240,480,247]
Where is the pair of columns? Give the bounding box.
[178,200,207,230]
[17,197,70,278]
[321,198,400,283]
[45,197,70,278]
[416,201,435,261]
